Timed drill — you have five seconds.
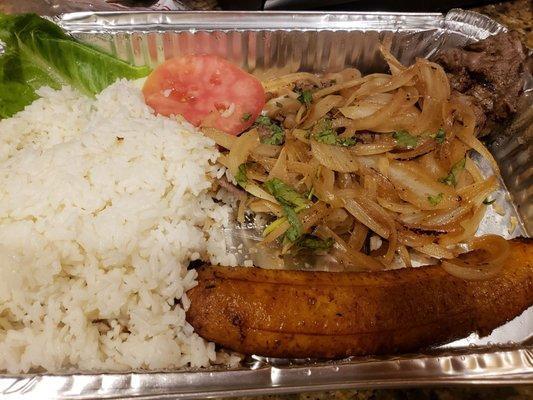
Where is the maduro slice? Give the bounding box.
[186,239,532,358]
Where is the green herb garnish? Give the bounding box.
[264,178,308,209]
[313,119,357,147]
[315,129,337,145]
[264,178,309,242]
[255,115,285,145]
[297,90,313,106]
[393,130,419,149]
[256,115,271,125]
[433,128,446,144]
[439,157,466,187]
[297,235,334,251]
[337,137,358,147]
[427,193,443,206]
[262,124,284,145]
[241,112,251,121]
[235,163,248,188]
[283,205,303,242]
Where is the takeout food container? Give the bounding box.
[1,9,532,399]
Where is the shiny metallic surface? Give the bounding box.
[0,0,190,16]
[58,10,505,75]
[58,9,530,236]
[1,347,533,399]
[1,9,532,398]
[489,90,533,237]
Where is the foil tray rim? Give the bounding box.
[56,9,504,34]
[1,8,530,398]
[2,347,533,399]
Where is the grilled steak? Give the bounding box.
[434,32,527,135]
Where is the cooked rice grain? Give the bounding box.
[0,80,236,373]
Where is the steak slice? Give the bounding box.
[434,32,527,135]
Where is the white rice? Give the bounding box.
[0,80,238,373]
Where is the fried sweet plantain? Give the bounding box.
[186,239,532,358]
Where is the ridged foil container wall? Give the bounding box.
[1,9,531,399]
[61,10,506,74]
[60,9,532,235]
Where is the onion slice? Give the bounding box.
[441,235,510,280]
[225,129,260,176]
[311,141,359,173]
[315,225,384,271]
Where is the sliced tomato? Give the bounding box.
[142,54,265,135]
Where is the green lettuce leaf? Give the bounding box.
[0,13,151,118]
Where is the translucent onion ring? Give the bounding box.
[441,235,510,280]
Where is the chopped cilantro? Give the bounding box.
[297,235,334,251]
[283,205,303,242]
[297,90,313,106]
[337,137,358,147]
[263,178,309,242]
[439,157,466,187]
[241,112,251,121]
[393,130,419,149]
[313,119,357,147]
[315,118,332,131]
[262,124,284,145]
[255,115,271,125]
[235,164,248,188]
[433,128,446,144]
[483,198,496,205]
[315,128,337,145]
[427,193,443,206]
[255,115,285,145]
[264,178,308,209]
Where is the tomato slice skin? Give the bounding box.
[142,54,265,135]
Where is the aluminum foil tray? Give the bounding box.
[1,9,532,399]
